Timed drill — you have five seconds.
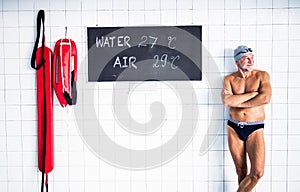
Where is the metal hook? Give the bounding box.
[65,26,67,38]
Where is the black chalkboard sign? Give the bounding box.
[87,26,202,81]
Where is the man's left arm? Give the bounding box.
[237,71,272,108]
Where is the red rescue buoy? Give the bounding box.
[52,38,77,107]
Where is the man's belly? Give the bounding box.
[229,106,265,122]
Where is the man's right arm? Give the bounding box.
[221,76,258,107]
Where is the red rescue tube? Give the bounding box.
[52,38,77,107]
[36,46,54,174]
[31,10,54,192]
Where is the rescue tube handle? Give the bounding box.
[31,10,46,70]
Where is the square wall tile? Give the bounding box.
[225,0,240,9]
[209,26,225,41]
[272,87,288,104]
[289,73,300,87]
[272,135,287,151]
[129,11,144,25]
[273,25,289,41]
[289,25,300,40]
[6,121,22,136]
[273,0,288,8]
[290,0,300,7]
[256,41,272,57]
[272,182,287,192]
[113,0,128,10]
[255,182,271,192]
[272,73,288,88]
[209,167,223,181]
[257,0,272,8]
[177,0,193,10]
[113,11,129,25]
[272,120,287,135]
[0,91,4,105]
[241,0,256,9]
[3,0,18,11]
[4,44,20,59]
[288,135,300,150]
[82,11,97,26]
[209,151,224,166]
[224,166,236,180]
[98,11,113,26]
[289,40,300,57]
[5,90,20,105]
[255,56,271,72]
[272,104,287,119]
[8,182,23,192]
[19,0,34,10]
[3,12,19,28]
[65,11,82,26]
[272,150,287,166]
[161,10,177,24]
[288,182,300,192]
[289,120,300,134]
[257,25,272,41]
[129,0,145,10]
[288,88,300,103]
[288,151,300,166]
[6,106,21,121]
[66,0,81,10]
[273,41,289,57]
[271,57,288,73]
[20,27,35,43]
[194,9,209,25]
[224,182,238,192]
[257,9,273,25]
[19,11,35,27]
[241,9,257,26]
[177,10,193,24]
[209,182,223,192]
[23,136,37,152]
[224,26,240,41]
[241,26,256,40]
[145,11,161,24]
[209,0,224,10]
[209,41,225,57]
[145,0,160,10]
[288,166,300,180]
[98,0,112,10]
[161,0,176,10]
[5,59,20,75]
[289,8,300,24]
[209,10,225,25]
[273,9,289,25]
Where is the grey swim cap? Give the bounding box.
[234,45,253,61]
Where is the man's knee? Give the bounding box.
[250,169,264,180]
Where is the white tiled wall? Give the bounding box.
[1,0,300,192]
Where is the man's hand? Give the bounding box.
[251,91,259,98]
[223,89,231,95]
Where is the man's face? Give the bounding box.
[236,53,254,72]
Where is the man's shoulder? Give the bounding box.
[253,69,270,77]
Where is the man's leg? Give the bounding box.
[227,126,248,184]
[237,129,265,192]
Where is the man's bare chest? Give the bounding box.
[231,77,260,94]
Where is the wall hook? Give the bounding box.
[65,26,67,38]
